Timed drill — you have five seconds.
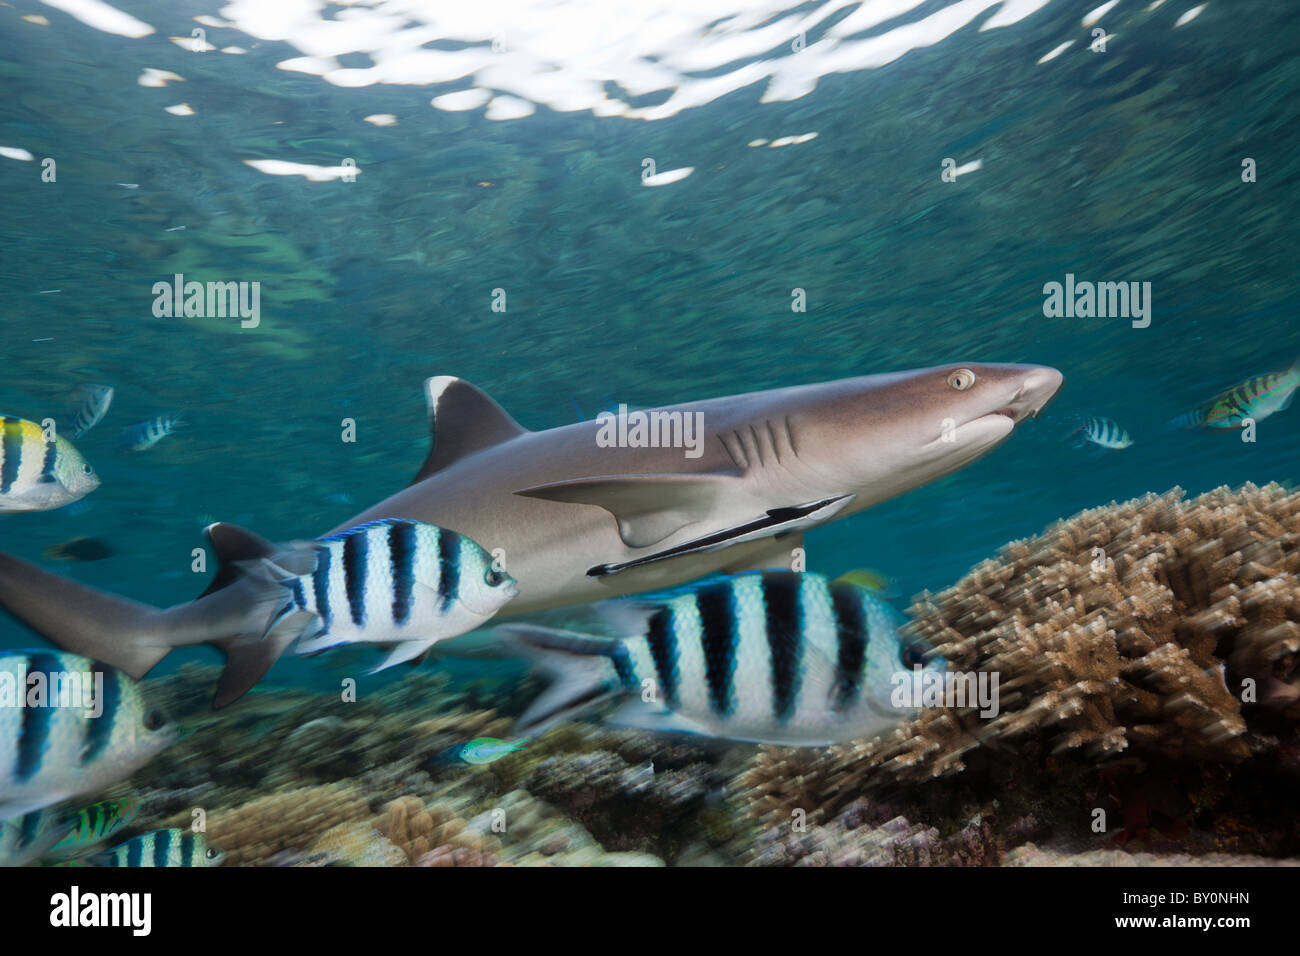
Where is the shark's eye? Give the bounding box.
[947,368,976,391]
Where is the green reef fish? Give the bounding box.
[498,570,945,746]
[67,384,114,439]
[1166,361,1300,430]
[1069,415,1133,450]
[832,568,896,597]
[119,413,183,451]
[458,736,528,765]
[47,796,142,859]
[247,518,520,672]
[0,651,176,819]
[94,828,225,867]
[0,416,99,513]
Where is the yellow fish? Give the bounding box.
[0,416,99,512]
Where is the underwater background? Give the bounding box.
[1,0,1298,866]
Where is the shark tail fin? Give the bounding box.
[0,549,171,677]
[0,523,320,709]
[495,624,625,737]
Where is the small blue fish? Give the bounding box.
[457,736,528,765]
[119,413,182,451]
[1068,415,1133,450]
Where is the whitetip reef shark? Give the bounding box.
[0,362,1062,706]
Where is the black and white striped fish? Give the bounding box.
[0,416,99,512]
[119,413,182,451]
[1068,415,1133,450]
[0,651,176,820]
[247,518,519,672]
[94,828,225,867]
[67,384,114,438]
[498,570,945,746]
[0,805,65,867]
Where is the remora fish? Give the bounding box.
[93,828,225,867]
[498,570,944,745]
[0,652,176,819]
[68,384,114,438]
[250,518,520,672]
[0,416,99,512]
[1166,359,1300,430]
[0,363,1061,706]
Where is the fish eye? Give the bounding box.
[206,848,219,860]
[485,568,505,587]
[144,710,166,731]
[946,368,976,391]
[901,643,927,668]
[81,464,93,475]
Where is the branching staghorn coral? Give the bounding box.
[741,484,1300,828]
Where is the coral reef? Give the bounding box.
[64,484,1299,867]
[162,783,372,866]
[741,484,1300,858]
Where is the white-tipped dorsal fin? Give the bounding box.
[411,376,528,485]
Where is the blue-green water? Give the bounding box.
[1,0,1296,670]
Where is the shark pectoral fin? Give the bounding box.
[587,494,855,578]
[514,472,740,548]
[368,640,438,674]
[607,699,711,737]
[411,377,529,485]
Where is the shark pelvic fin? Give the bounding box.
[411,376,528,485]
[515,471,740,548]
[586,494,854,577]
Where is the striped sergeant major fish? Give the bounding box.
[93,828,225,867]
[1,796,141,866]
[0,652,176,820]
[67,384,114,438]
[0,805,65,867]
[1068,414,1133,450]
[0,365,1061,709]
[0,416,99,512]
[244,518,520,673]
[119,413,182,451]
[1166,358,1300,430]
[497,570,945,746]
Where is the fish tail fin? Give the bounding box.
[0,549,171,677]
[0,524,320,709]
[495,624,624,737]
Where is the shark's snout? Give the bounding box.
[1011,366,1064,421]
